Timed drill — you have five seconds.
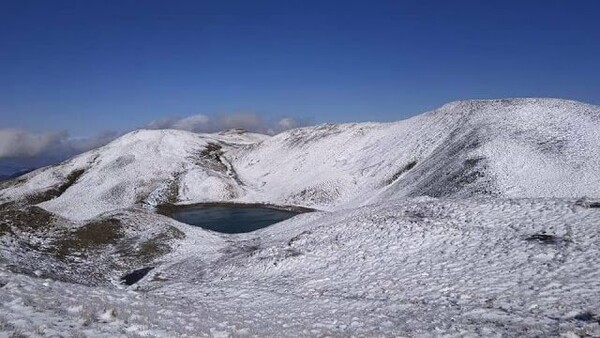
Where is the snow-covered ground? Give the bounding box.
[1,198,600,336]
[1,98,600,336]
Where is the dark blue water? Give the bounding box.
[169,205,300,234]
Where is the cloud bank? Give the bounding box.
[0,129,68,158]
[0,129,121,175]
[0,129,120,160]
[146,112,306,135]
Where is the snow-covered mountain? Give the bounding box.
[2,98,599,221]
[1,98,600,336]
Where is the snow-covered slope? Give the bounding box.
[233,98,600,207]
[1,98,599,221]
[1,198,599,336]
[1,98,600,337]
[0,129,268,220]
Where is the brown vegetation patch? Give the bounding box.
[131,228,185,264]
[0,205,57,237]
[54,218,123,259]
[191,142,227,172]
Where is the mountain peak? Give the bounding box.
[1,98,598,221]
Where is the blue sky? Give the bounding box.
[0,0,599,171]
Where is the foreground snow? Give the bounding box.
[1,198,600,337]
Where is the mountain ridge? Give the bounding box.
[1,97,599,221]
[2,98,600,336]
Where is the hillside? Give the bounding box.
[1,98,599,221]
[233,98,600,208]
[2,198,600,336]
[1,98,600,336]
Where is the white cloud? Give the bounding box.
[0,129,68,158]
[276,117,299,130]
[0,129,119,160]
[171,114,211,132]
[216,112,264,132]
[66,131,122,153]
[146,112,308,135]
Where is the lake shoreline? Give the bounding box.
[155,201,318,217]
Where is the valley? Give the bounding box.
[1,98,600,336]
